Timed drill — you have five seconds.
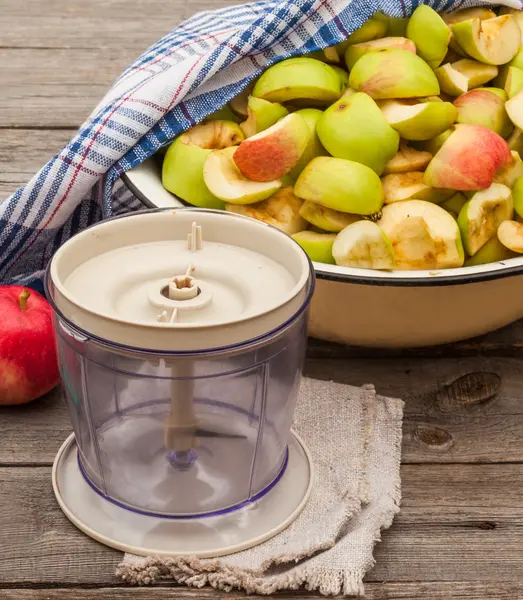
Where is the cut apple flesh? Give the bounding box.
[383,144,432,174]
[465,234,517,265]
[494,151,523,187]
[379,99,457,141]
[203,147,282,205]
[298,200,360,232]
[497,219,523,252]
[506,90,523,129]
[451,59,498,88]
[457,183,514,255]
[332,220,395,269]
[181,120,244,149]
[229,82,255,117]
[292,231,336,264]
[378,200,464,269]
[344,36,416,70]
[434,63,469,96]
[382,172,451,204]
[224,186,306,234]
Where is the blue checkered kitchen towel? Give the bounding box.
[1,0,521,291]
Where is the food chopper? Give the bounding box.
[46,208,315,557]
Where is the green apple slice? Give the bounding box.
[494,151,523,187]
[292,231,336,264]
[412,128,453,154]
[336,17,388,51]
[240,97,289,138]
[505,67,523,99]
[344,36,416,70]
[162,120,244,209]
[464,234,517,265]
[442,8,497,26]
[507,127,523,155]
[378,200,464,269]
[330,65,350,89]
[499,7,523,45]
[451,16,520,65]
[387,17,409,37]
[378,98,457,141]
[434,63,469,96]
[229,82,255,118]
[298,200,360,232]
[512,174,523,219]
[505,90,523,129]
[224,186,306,234]
[203,146,282,205]
[349,49,440,99]
[382,172,452,204]
[451,59,498,88]
[316,92,399,175]
[457,183,514,255]
[252,58,343,105]
[332,220,395,269]
[454,88,513,138]
[440,192,468,219]
[294,156,384,215]
[406,5,450,69]
[287,108,327,182]
[497,219,523,253]
[383,144,432,174]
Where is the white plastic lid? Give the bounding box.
[49,209,312,352]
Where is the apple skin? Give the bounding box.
[349,49,440,99]
[316,92,399,175]
[505,66,523,99]
[291,231,336,264]
[412,128,453,155]
[233,113,309,182]
[294,156,384,215]
[0,287,59,405]
[406,5,450,69]
[465,233,517,265]
[337,17,388,51]
[505,90,523,130]
[298,200,360,232]
[424,124,513,191]
[252,57,343,105]
[240,97,289,138]
[453,89,513,138]
[434,63,469,97]
[513,174,523,219]
[287,108,327,182]
[344,37,416,70]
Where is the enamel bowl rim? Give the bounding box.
[122,160,523,288]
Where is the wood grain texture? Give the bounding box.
[0,465,521,585]
[3,356,523,465]
[2,583,523,599]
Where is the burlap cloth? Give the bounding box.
[117,377,404,596]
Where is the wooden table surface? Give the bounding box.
[1,1,523,598]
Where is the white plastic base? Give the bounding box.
[52,432,314,558]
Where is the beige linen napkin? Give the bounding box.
[117,377,404,596]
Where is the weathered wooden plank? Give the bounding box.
[3,356,523,465]
[0,129,75,198]
[2,583,523,599]
[0,465,521,585]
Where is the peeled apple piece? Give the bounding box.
[292,231,336,264]
[162,120,244,209]
[497,219,523,253]
[224,187,306,234]
[406,5,450,69]
[332,220,395,269]
[457,183,514,255]
[203,147,282,205]
[294,156,384,215]
[252,58,343,105]
[298,200,360,232]
[316,92,399,175]
[378,200,464,270]
[451,16,520,66]
[349,49,440,99]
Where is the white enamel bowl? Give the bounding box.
[122,157,523,348]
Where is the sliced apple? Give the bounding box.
[294,156,384,215]
[379,98,457,141]
[378,200,464,269]
[336,17,388,51]
[332,221,395,269]
[497,219,523,253]
[387,17,409,37]
[206,104,241,123]
[331,65,350,89]
[452,59,498,88]
[440,192,468,219]
[505,66,523,99]
[434,63,469,96]
[349,49,440,99]
[464,234,517,265]
[229,82,255,118]
[224,186,306,234]
[383,144,432,174]
[162,120,244,209]
[505,90,523,130]
[203,146,281,205]
[454,89,513,138]
[451,16,520,66]
[442,8,497,26]
[457,183,513,255]
[298,200,360,232]
[233,113,309,182]
[413,128,453,154]
[240,97,289,138]
[287,108,327,182]
[344,36,416,70]
[424,124,512,191]
[494,151,523,187]
[316,92,399,175]
[512,174,523,219]
[252,57,343,105]
[292,231,336,264]
[406,5,450,69]
[382,172,452,204]
[499,7,523,45]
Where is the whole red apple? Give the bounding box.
[0,286,59,405]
